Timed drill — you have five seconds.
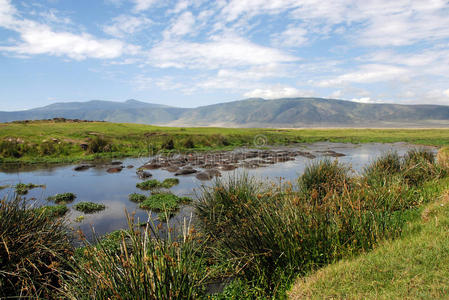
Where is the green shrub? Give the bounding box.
[87,136,113,153]
[61,214,212,299]
[74,202,106,213]
[0,140,30,158]
[298,159,351,202]
[401,149,443,186]
[0,196,72,298]
[47,193,76,204]
[162,178,180,188]
[183,138,195,148]
[139,193,191,218]
[128,193,147,203]
[162,138,175,150]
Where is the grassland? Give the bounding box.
[1,120,449,164]
[289,185,449,299]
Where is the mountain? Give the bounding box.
[1,98,449,128]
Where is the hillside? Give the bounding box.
[2,98,449,127]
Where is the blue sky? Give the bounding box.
[1,0,449,111]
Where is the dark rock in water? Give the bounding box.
[164,166,180,173]
[218,164,237,171]
[137,170,152,179]
[297,151,316,159]
[127,165,134,169]
[319,150,346,157]
[175,168,198,176]
[107,167,123,173]
[141,163,162,170]
[111,161,123,165]
[196,172,213,181]
[74,164,92,171]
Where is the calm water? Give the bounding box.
[0,142,436,238]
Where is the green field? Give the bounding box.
[1,120,449,164]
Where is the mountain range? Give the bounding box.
[2,98,449,128]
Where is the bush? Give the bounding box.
[183,138,195,148]
[0,140,29,158]
[61,214,212,299]
[298,159,351,202]
[136,178,179,190]
[87,136,112,154]
[139,193,191,219]
[47,193,76,204]
[74,202,106,213]
[0,196,72,298]
[162,178,180,188]
[162,138,175,150]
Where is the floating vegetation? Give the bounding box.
[128,193,147,203]
[139,193,192,220]
[74,215,85,223]
[136,178,180,190]
[36,205,68,218]
[74,202,106,214]
[47,192,76,204]
[15,183,45,195]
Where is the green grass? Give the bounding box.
[47,192,76,204]
[35,205,69,218]
[289,179,449,299]
[61,214,213,299]
[136,178,180,190]
[128,193,147,203]
[139,193,192,220]
[73,202,106,213]
[2,120,449,164]
[0,196,72,298]
[14,183,45,195]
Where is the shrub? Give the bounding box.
[162,138,175,150]
[47,193,76,204]
[183,138,195,148]
[61,214,212,299]
[0,196,72,298]
[136,178,179,190]
[162,178,180,188]
[87,136,112,154]
[298,159,351,202]
[74,202,106,213]
[0,140,29,158]
[128,193,147,203]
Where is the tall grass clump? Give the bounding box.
[61,213,212,299]
[401,149,445,186]
[0,196,72,298]
[298,158,351,202]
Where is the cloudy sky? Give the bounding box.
[0,0,449,110]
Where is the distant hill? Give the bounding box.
[1,98,449,127]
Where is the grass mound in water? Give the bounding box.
[35,205,68,218]
[14,183,45,195]
[47,193,76,204]
[74,202,106,213]
[128,193,147,203]
[139,193,191,219]
[136,178,180,190]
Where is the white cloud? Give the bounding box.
[163,11,195,38]
[350,97,383,104]
[132,0,157,12]
[444,89,449,98]
[243,85,314,99]
[147,35,299,69]
[0,0,135,60]
[103,15,152,38]
[273,25,308,47]
[317,64,408,87]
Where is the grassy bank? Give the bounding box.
[1,120,449,164]
[289,185,449,299]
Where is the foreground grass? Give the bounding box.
[1,120,449,164]
[289,184,449,299]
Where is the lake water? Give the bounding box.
[0,142,436,238]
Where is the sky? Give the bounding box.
[0,0,449,111]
